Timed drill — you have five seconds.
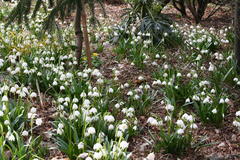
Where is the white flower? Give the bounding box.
[185,98,190,103]
[190,123,198,129]
[115,103,120,109]
[85,157,93,160]
[2,95,8,102]
[212,108,217,114]
[118,123,128,132]
[93,152,102,159]
[164,116,171,121]
[219,98,225,104]
[30,92,37,98]
[176,120,185,129]
[87,127,96,135]
[225,98,230,103]
[93,143,103,150]
[236,111,240,117]
[22,130,29,137]
[108,124,114,130]
[72,104,78,110]
[147,117,160,126]
[78,153,88,159]
[60,86,65,90]
[127,91,133,96]
[0,111,3,117]
[35,118,43,126]
[108,88,114,93]
[78,142,84,149]
[7,133,15,141]
[145,152,155,160]
[104,115,115,123]
[120,141,129,149]
[233,120,240,127]
[165,104,174,111]
[177,128,184,135]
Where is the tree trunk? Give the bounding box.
[235,0,240,71]
[81,4,92,68]
[75,2,83,67]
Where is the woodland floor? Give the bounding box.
[34,3,240,160]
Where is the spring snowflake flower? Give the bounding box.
[145,152,155,160]
[108,124,114,130]
[176,120,185,128]
[120,141,129,150]
[85,157,93,160]
[147,117,160,126]
[219,98,225,104]
[127,91,133,96]
[30,92,37,98]
[118,123,128,132]
[2,95,8,102]
[22,130,29,137]
[0,111,3,117]
[36,118,43,126]
[165,104,174,111]
[177,128,184,135]
[93,152,103,160]
[93,143,103,151]
[236,111,240,117]
[6,132,15,141]
[212,109,217,114]
[233,120,240,128]
[104,115,115,123]
[78,142,84,149]
[86,127,96,135]
[78,153,88,159]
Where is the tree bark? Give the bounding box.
[81,4,92,68]
[75,2,83,67]
[235,0,240,72]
